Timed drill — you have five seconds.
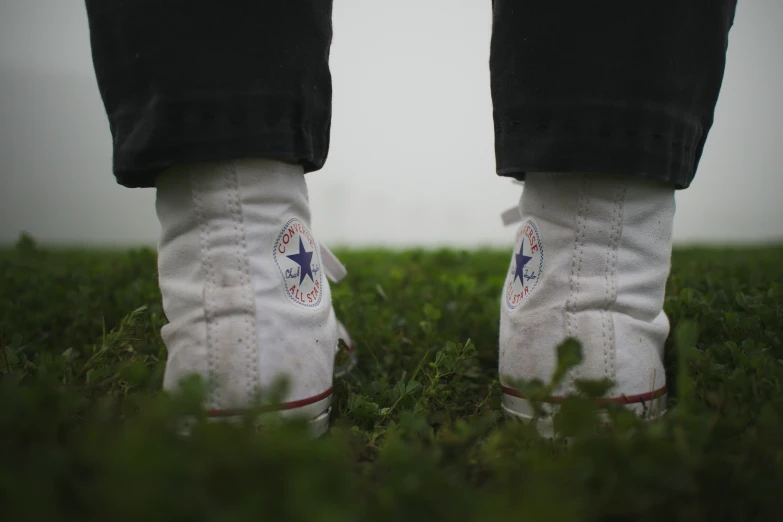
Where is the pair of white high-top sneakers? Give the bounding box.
[156,159,674,436]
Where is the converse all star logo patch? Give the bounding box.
[505,219,544,309]
[273,218,323,308]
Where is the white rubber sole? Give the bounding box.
[177,320,355,438]
[501,390,668,439]
[200,321,356,436]
[197,390,334,437]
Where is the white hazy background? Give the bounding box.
[1,0,782,248]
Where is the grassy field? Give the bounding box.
[1,234,782,521]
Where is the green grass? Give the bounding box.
[1,233,782,522]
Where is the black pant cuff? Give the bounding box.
[493,101,705,189]
[110,96,330,188]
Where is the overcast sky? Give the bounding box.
[0,0,781,248]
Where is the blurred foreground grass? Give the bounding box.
[1,234,782,521]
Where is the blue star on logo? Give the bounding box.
[513,239,533,284]
[287,237,315,285]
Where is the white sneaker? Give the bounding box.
[155,158,340,435]
[498,173,675,436]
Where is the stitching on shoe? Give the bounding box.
[566,174,589,387]
[566,177,586,332]
[191,170,222,408]
[601,182,626,380]
[610,183,626,378]
[224,164,261,399]
[601,186,616,379]
[601,310,610,380]
[601,192,616,381]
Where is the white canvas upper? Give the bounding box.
[499,172,675,419]
[155,159,338,420]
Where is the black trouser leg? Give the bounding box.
[490,0,738,189]
[85,1,334,188]
[88,1,737,190]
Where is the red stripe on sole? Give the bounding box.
[206,387,333,417]
[501,384,667,405]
